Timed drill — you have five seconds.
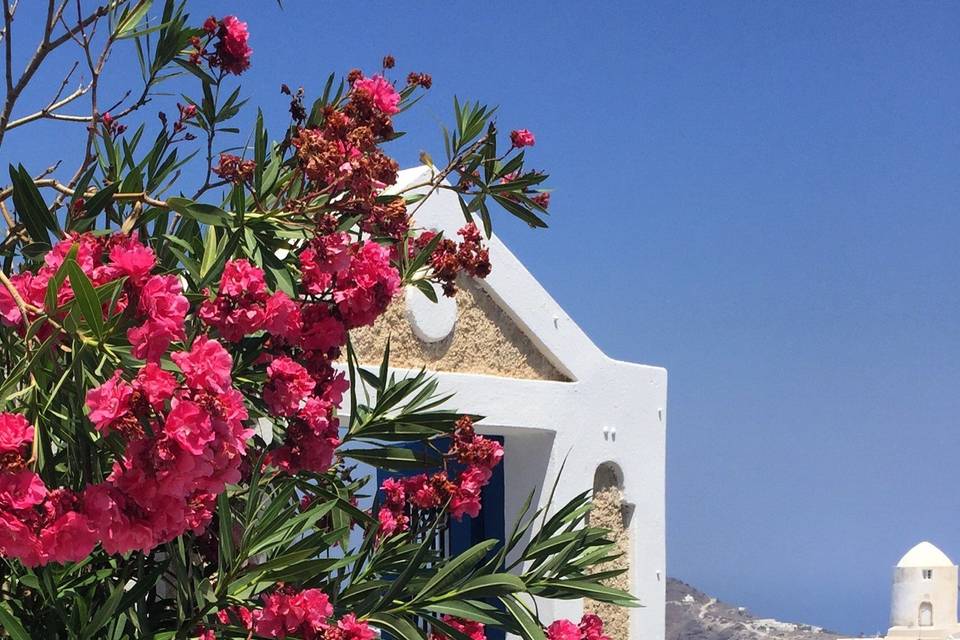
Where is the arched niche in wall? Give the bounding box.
[585,461,632,640]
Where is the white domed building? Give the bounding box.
[862,542,960,640]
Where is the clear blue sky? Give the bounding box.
[4,1,960,635]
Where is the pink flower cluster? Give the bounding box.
[299,235,401,329]
[430,616,487,640]
[215,588,375,640]
[416,223,492,297]
[197,255,375,476]
[199,258,300,342]
[192,15,252,75]
[0,336,251,566]
[0,232,191,362]
[0,233,186,362]
[510,128,536,148]
[376,416,503,537]
[352,74,401,115]
[546,615,610,640]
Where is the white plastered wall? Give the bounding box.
[354,167,668,640]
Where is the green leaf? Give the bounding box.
[217,490,236,579]
[500,595,547,640]
[492,194,547,229]
[167,196,232,226]
[65,259,105,339]
[254,108,266,193]
[200,224,219,277]
[174,58,217,84]
[439,573,525,601]
[417,539,498,601]
[367,614,424,640]
[0,603,30,640]
[8,164,59,243]
[196,229,242,290]
[531,579,640,606]
[80,579,127,639]
[115,0,153,38]
[340,446,441,471]
[424,601,505,626]
[83,181,122,219]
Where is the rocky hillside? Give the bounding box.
[667,578,843,640]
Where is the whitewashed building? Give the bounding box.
[352,166,668,640]
[843,542,960,640]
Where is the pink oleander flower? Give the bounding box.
[198,259,273,341]
[0,512,41,566]
[353,75,401,115]
[332,241,400,329]
[219,258,267,298]
[510,128,536,148]
[135,362,177,410]
[217,605,254,630]
[164,400,216,455]
[266,398,340,475]
[171,337,233,394]
[263,291,302,340]
[339,614,376,640]
[405,474,442,510]
[263,356,316,417]
[299,232,352,295]
[0,413,33,455]
[546,619,581,640]
[215,16,251,75]
[129,274,189,360]
[85,371,133,433]
[254,588,333,638]
[450,484,482,521]
[376,505,405,537]
[578,614,609,640]
[298,303,347,353]
[39,509,97,565]
[0,470,46,510]
[108,235,156,286]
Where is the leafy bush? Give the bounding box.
[0,2,630,638]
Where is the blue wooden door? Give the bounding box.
[376,437,506,639]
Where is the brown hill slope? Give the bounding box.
[667,578,843,640]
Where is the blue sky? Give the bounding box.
[4,1,960,634]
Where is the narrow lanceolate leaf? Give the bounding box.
[339,446,441,471]
[217,491,236,578]
[200,224,219,277]
[417,539,498,601]
[115,0,153,38]
[500,595,547,640]
[424,600,506,626]
[64,260,104,339]
[80,580,127,639]
[9,164,59,243]
[367,614,425,640]
[438,573,525,601]
[0,603,30,640]
[167,196,233,226]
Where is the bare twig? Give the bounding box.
[0,1,112,149]
[5,63,91,129]
[0,178,168,209]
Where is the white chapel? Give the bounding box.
[887,542,960,639]
[848,542,960,640]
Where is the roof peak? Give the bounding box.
[897,541,954,568]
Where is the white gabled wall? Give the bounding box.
[376,167,668,640]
